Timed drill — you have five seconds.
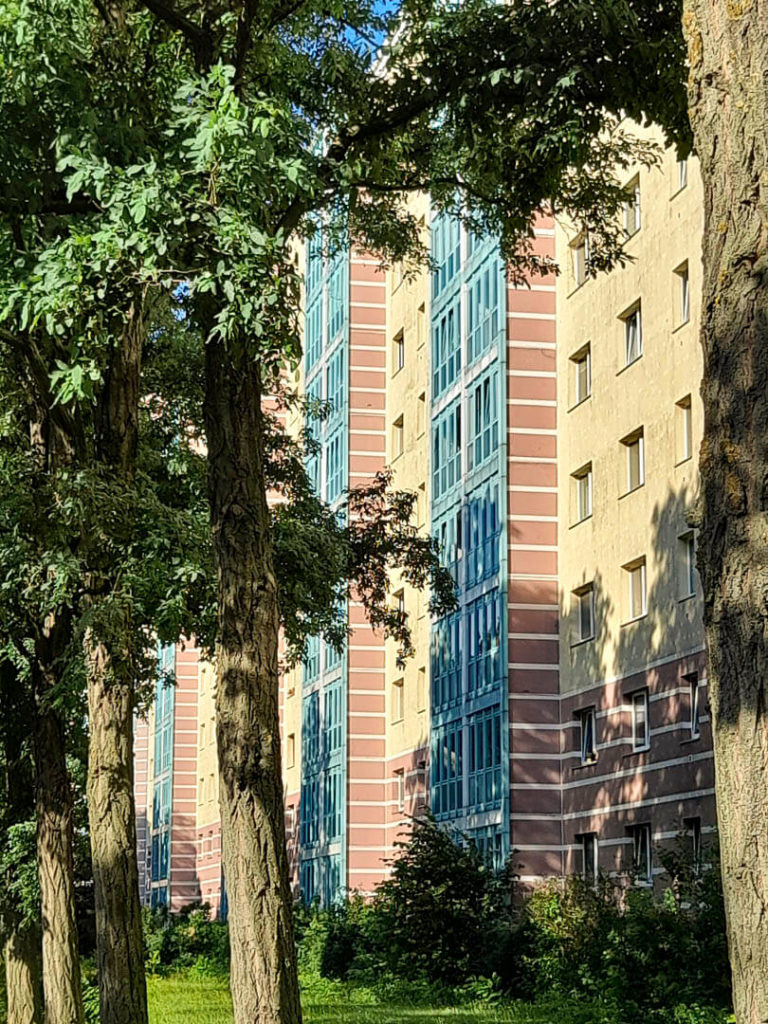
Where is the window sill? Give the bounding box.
[571,636,595,648]
[672,318,690,334]
[674,454,693,468]
[680,734,701,746]
[617,354,643,376]
[392,366,405,378]
[619,483,645,499]
[568,395,592,413]
[621,613,647,627]
[570,514,593,529]
[678,592,696,603]
[670,184,688,200]
[625,745,651,757]
[572,758,599,771]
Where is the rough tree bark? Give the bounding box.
[203,334,302,1024]
[683,2,768,1021]
[85,295,148,1024]
[1,662,44,1024]
[32,648,84,1024]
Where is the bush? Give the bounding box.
[142,903,229,975]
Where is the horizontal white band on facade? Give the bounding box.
[349,386,387,394]
[349,323,386,331]
[508,340,557,350]
[509,427,558,436]
[506,398,558,407]
[509,691,561,700]
[348,710,387,718]
[349,450,385,458]
[509,574,558,582]
[514,750,713,793]
[347,428,387,435]
[510,722,563,731]
[505,311,557,321]
[508,485,557,494]
[511,752,568,762]
[509,663,560,671]
[347,846,389,853]
[509,602,560,611]
[561,787,716,822]
[509,456,558,464]
[509,543,558,551]
[507,370,558,380]
[507,632,560,641]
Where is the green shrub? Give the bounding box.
[142,903,229,975]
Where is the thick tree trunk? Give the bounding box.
[684,3,768,1021]
[33,672,84,1024]
[4,924,44,1024]
[86,294,148,1024]
[204,335,302,1024]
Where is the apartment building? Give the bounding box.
[556,129,714,886]
[133,130,715,910]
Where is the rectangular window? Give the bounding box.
[393,415,404,459]
[676,395,693,463]
[580,832,599,883]
[432,301,460,398]
[431,213,461,300]
[625,559,647,621]
[417,392,426,436]
[417,666,426,712]
[417,482,426,529]
[571,344,591,406]
[325,428,345,504]
[677,158,688,191]
[679,531,696,598]
[199,721,205,748]
[623,177,641,237]
[466,256,500,363]
[467,705,502,808]
[432,721,463,815]
[685,816,702,874]
[676,263,690,326]
[623,304,643,365]
[630,822,653,883]
[622,429,645,493]
[393,329,405,373]
[631,689,650,751]
[572,463,593,523]
[579,707,597,764]
[574,585,595,642]
[417,302,426,349]
[687,673,701,738]
[432,402,461,500]
[468,372,499,472]
[392,678,404,723]
[394,769,405,811]
[571,232,589,287]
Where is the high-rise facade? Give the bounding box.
[134,132,716,910]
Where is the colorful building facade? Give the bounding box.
[133,134,716,910]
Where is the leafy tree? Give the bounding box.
[0,1,692,1022]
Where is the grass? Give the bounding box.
[146,974,627,1024]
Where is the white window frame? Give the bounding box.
[623,431,645,493]
[679,531,696,599]
[623,305,643,365]
[676,263,690,326]
[631,689,650,751]
[626,560,647,621]
[677,158,688,191]
[581,832,599,883]
[571,232,590,287]
[393,329,405,372]
[688,673,701,739]
[575,585,595,642]
[573,464,593,523]
[676,395,693,463]
[631,822,653,883]
[392,678,404,723]
[623,178,641,237]
[571,344,591,406]
[394,769,405,811]
[393,415,404,459]
[579,707,597,764]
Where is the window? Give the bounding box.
[393,329,405,373]
[679,531,696,598]
[572,463,593,523]
[417,392,426,436]
[687,673,701,738]
[571,344,591,406]
[631,689,650,751]
[468,371,499,471]
[685,816,702,874]
[392,678,404,723]
[466,256,500,363]
[676,263,690,325]
[393,415,404,459]
[432,402,461,500]
[396,590,406,626]
[286,733,296,769]
[580,832,599,883]
[623,177,641,237]
[625,559,647,621]
[199,721,205,748]
[467,705,502,808]
[622,429,645,493]
[571,232,589,287]
[578,707,597,764]
[432,301,460,398]
[622,304,643,365]
[394,769,405,811]
[287,804,297,837]
[574,585,595,642]
[677,157,688,191]
[417,666,426,712]
[630,823,653,883]
[417,482,426,529]
[417,302,427,349]
[676,395,693,463]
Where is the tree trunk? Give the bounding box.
[33,669,84,1024]
[85,641,148,1024]
[4,924,44,1024]
[204,335,302,1024]
[684,3,768,1021]
[86,293,148,1024]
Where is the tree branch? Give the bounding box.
[133,0,213,69]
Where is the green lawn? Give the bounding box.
[146,975,622,1024]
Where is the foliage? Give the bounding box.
[142,904,230,976]
[515,837,731,1022]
